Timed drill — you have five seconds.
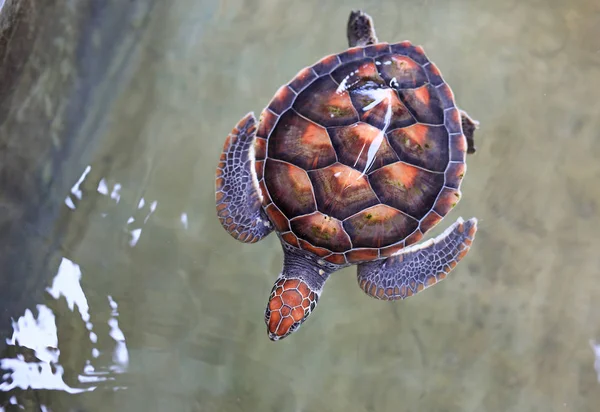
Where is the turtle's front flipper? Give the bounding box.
[215,113,273,243]
[347,10,378,47]
[356,218,477,300]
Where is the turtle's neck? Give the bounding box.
[281,248,338,294]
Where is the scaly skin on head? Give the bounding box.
[265,248,337,341]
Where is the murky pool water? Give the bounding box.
[1,0,600,411]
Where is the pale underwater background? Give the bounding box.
[1,0,600,411]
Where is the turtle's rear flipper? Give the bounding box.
[356,217,477,300]
[215,113,274,243]
[460,110,479,154]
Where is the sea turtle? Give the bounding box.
[215,10,479,341]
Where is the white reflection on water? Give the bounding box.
[180,212,188,229]
[66,166,125,209]
[0,394,19,412]
[97,178,110,195]
[65,165,92,210]
[107,296,128,373]
[110,183,122,203]
[590,339,600,383]
[0,258,129,394]
[129,228,142,247]
[2,164,168,408]
[47,258,90,324]
[65,165,161,248]
[127,197,158,247]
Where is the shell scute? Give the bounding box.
[445,162,466,189]
[399,44,429,65]
[449,133,468,162]
[389,41,413,56]
[308,163,379,221]
[264,159,316,218]
[293,76,358,127]
[368,162,445,220]
[386,124,449,172]
[342,204,418,248]
[433,187,461,217]
[376,54,428,89]
[267,110,336,170]
[444,107,462,134]
[312,54,341,76]
[419,210,443,234]
[298,239,331,257]
[258,180,272,206]
[268,85,296,115]
[398,84,444,125]
[364,42,391,57]
[380,241,406,258]
[289,67,318,93]
[404,229,424,247]
[424,62,444,86]
[281,231,300,248]
[256,109,279,139]
[290,212,352,252]
[331,58,385,88]
[351,88,415,130]
[328,122,398,173]
[325,253,346,265]
[254,160,264,180]
[346,248,379,263]
[338,46,365,63]
[436,83,456,110]
[265,204,290,232]
[253,137,267,160]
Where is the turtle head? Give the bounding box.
[264,275,321,341]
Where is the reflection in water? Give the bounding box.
[335,62,395,177]
[180,213,189,230]
[0,257,128,395]
[97,178,122,203]
[66,164,161,248]
[590,340,600,383]
[0,157,173,408]
[65,166,92,210]
[354,88,392,174]
[128,199,158,247]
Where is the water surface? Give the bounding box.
[1,0,600,411]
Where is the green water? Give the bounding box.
[1,0,600,411]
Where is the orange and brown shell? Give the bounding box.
[253,42,468,266]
